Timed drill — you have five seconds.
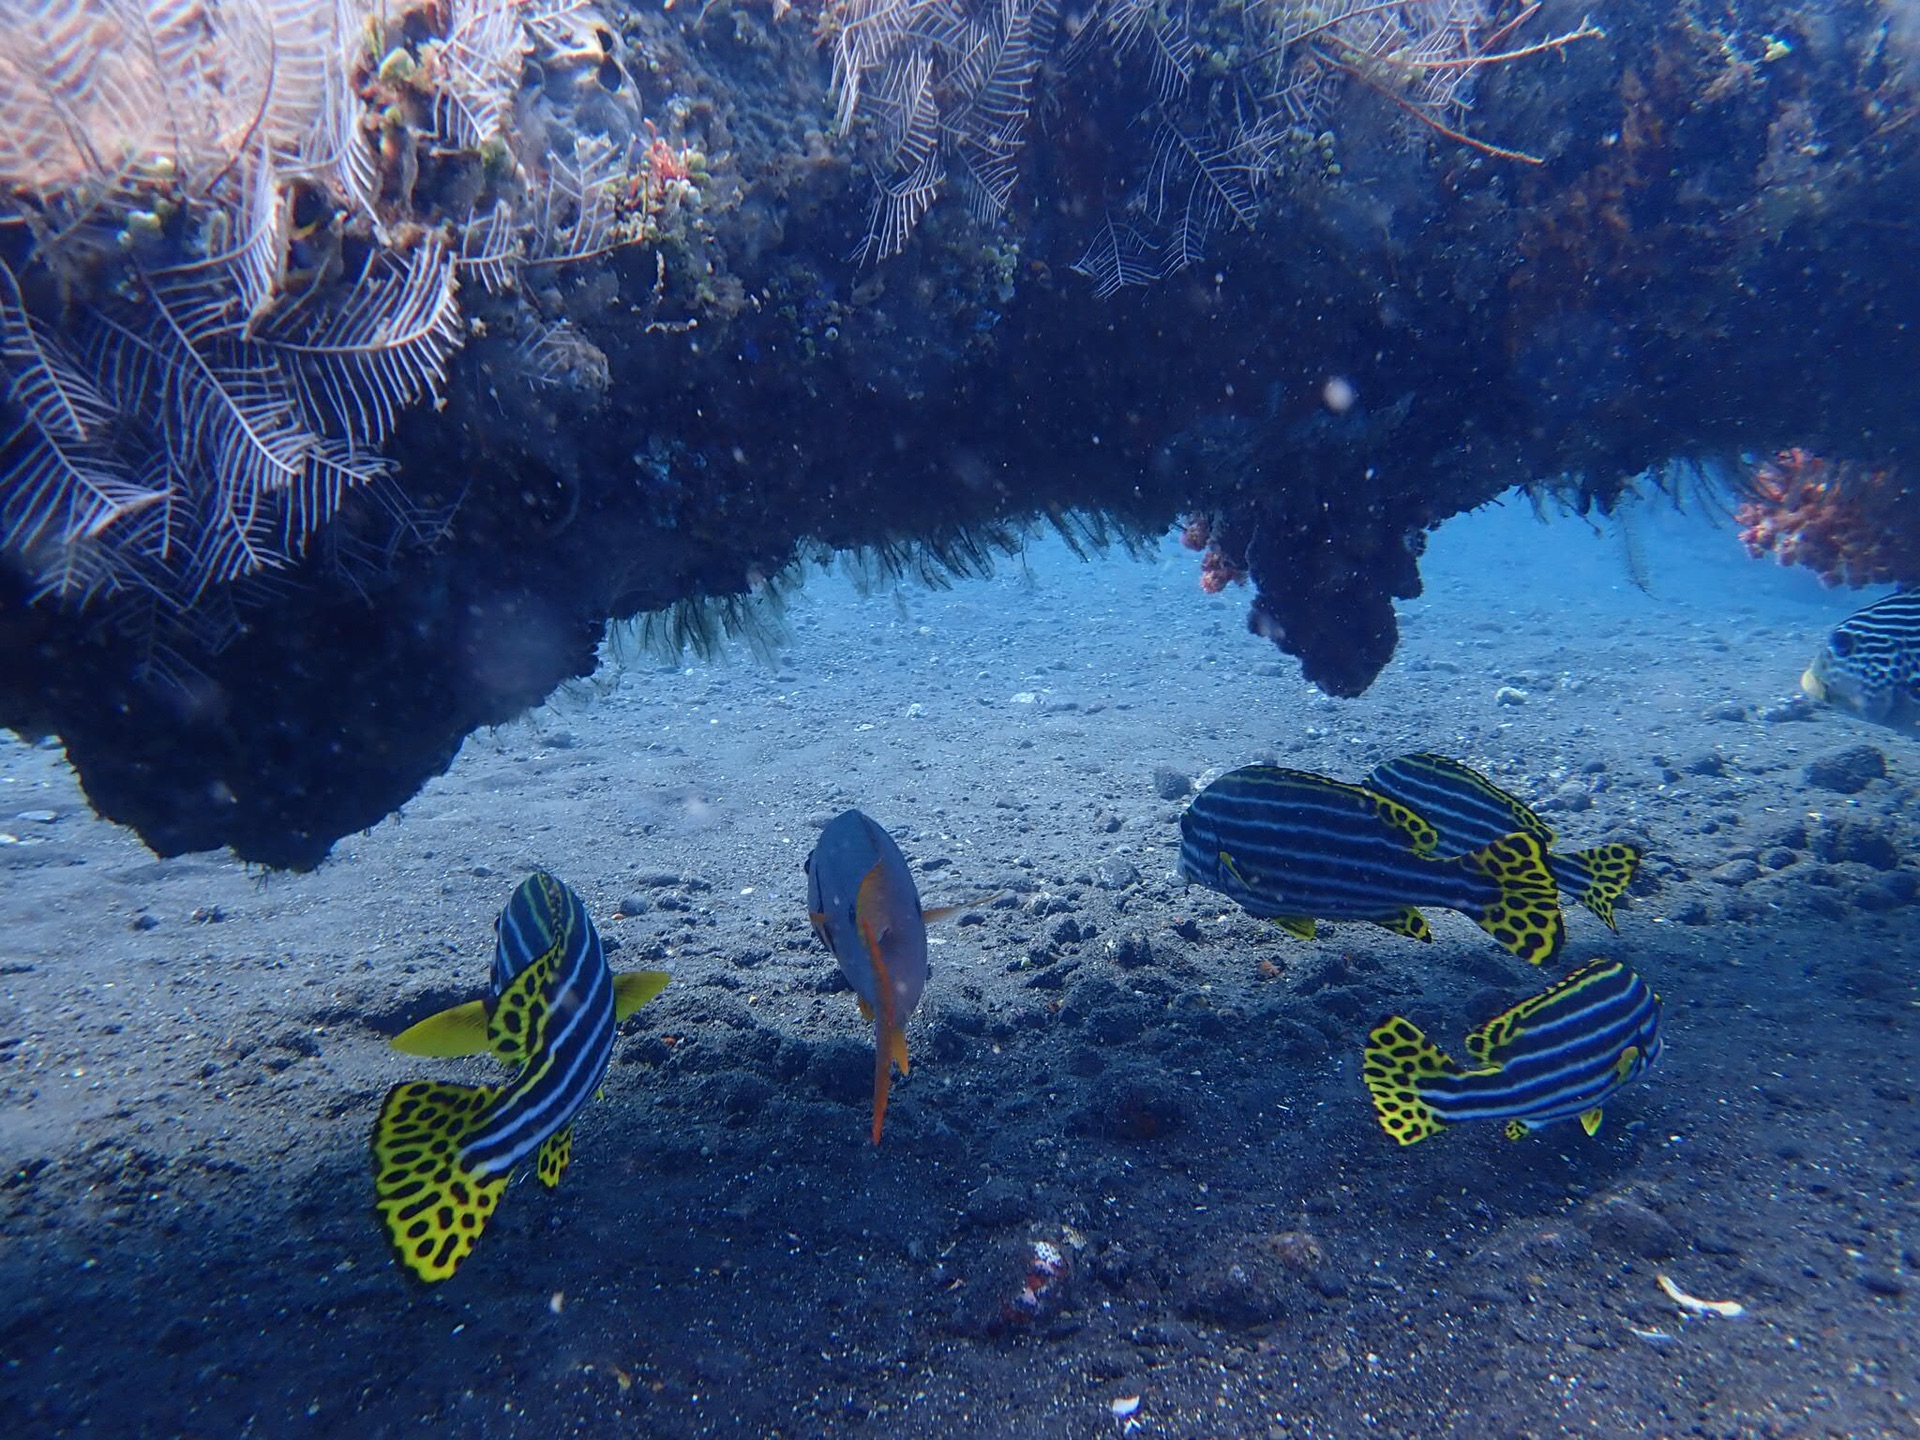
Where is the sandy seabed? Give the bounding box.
[1,502,1915,1439]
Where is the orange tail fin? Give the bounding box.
[870,1020,911,1144]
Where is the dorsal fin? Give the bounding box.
[485,955,555,1067]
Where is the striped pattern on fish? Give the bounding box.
[371,872,670,1282]
[1178,766,1565,964]
[1363,753,1642,928]
[1364,958,1663,1145]
[461,874,615,1178]
[1803,590,1920,733]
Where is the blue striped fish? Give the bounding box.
[1363,753,1643,928]
[1178,766,1566,964]
[1363,958,1663,1144]
[1802,590,1920,733]
[370,872,669,1282]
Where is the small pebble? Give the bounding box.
[1151,766,1192,801]
[1707,859,1760,886]
[1805,744,1887,794]
[1857,1270,1905,1298]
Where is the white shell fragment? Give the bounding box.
[1657,1272,1745,1317]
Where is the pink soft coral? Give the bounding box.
[1736,449,1920,588]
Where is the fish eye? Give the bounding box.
[1831,632,1855,658]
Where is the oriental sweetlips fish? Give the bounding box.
[806,808,961,1143]
[1178,766,1565,964]
[1363,753,1643,928]
[370,872,670,1282]
[1363,958,1662,1144]
[1802,590,1920,733]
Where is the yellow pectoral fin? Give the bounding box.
[1580,1107,1605,1136]
[390,999,493,1058]
[1275,916,1317,940]
[856,996,875,1022]
[613,969,671,1020]
[1220,852,1255,888]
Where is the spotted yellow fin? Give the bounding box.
[613,970,671,1020]
[1464,1024,1499,1066]
[536,1126,572,1189]
[1555,843,1643,930]
[1454,831,1565,964]
[1362,1016,1455,1146]
[1467,958,1624,1065]
[486,953,555,1066]
[371,1080,509,1283]
[389,1000,492,1058]
[1274,915,1317,940]
[1368,793,1441,857]
[1371,907,1432,942]
[1465,997,1530,1065]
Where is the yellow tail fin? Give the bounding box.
[1362,1016,1454,1145]
[1559,843,1642,930]
[371,1080,509,1282]
[1457,831,1565,964]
